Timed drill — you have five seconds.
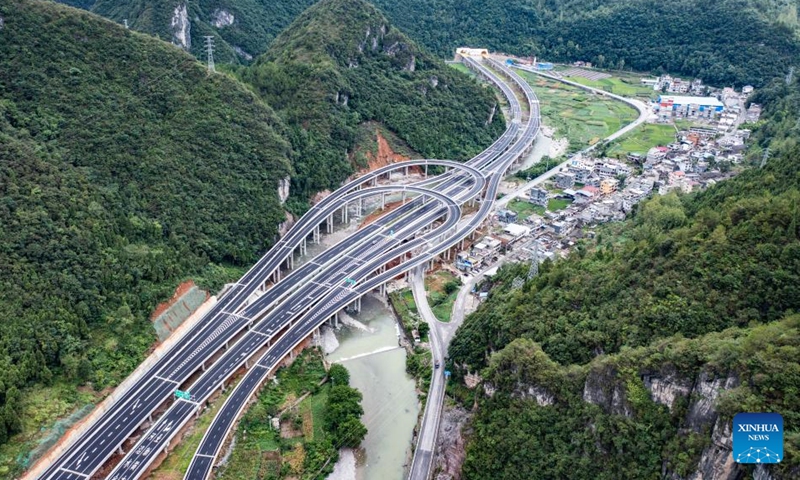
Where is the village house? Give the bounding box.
[528,187,549,207]
[554,172,576,189]
[600,178,619,195]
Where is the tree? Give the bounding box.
[324,384,367,448]
[328,363,350,386]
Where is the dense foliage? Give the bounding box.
[56,0,315,64]
[70,0,800,86]
[56,0,317,63]
[0,0,295,447]
[371,0,800,87]
[236,0,505,207]
[0,0,504,462]
[463,317,800,479]
[450,76,800,478]
[748,76,800,155]
[451,149,800,369]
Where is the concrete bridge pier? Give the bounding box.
[327,214,334,234]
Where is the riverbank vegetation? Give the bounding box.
[213,351,366,480]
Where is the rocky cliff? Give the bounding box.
[459,316,799,480]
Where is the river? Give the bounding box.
[325,295,419,480]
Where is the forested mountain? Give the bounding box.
[448,80,800,478]
[0,0,292,450]
[0,0,502,469]
[60,0,800,87]
[62,0,317,64]
[60,0,800,86]
[371,0,800,87]
[235,0,505,209]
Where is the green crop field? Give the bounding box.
[517,71,638,153]
[607,123,678,157]
[568,75,658,99]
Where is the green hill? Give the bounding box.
[0,0,505,472]
[448,81,800,478]
[236,0,505,208]
[82,0,317,63]
[0,0,295,456]
[368,0,800,87]
[67,0,800,86]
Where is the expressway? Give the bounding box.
[406,57,541,480]
[177,56,539,480]
[179,55,540,480]
[35,55,538,480]
[38,164,483,480]
[407,55,650,480]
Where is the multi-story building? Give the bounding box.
[529,187,549,207]
[554,172,576,189]
[600,178,619,195]
[656,95,724,119]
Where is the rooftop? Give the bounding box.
[658,95,724,107]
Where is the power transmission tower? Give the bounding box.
[760,147,770,169]
[511,277,524,290]
[786,66,794,85]
[527,242,539,280]
[123,19,129,29]
[204,36,215,73]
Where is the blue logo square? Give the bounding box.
[732,413,783,464]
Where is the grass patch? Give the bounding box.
[507,198,546,218]
[424,271,462,323]
[568,74,658,99]
[448,62,475,77]
[607,123,678,157]
[151,381,238,477]
[517,71,638,153]
[548,198,573,211]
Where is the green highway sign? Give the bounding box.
[174,390,192,400]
